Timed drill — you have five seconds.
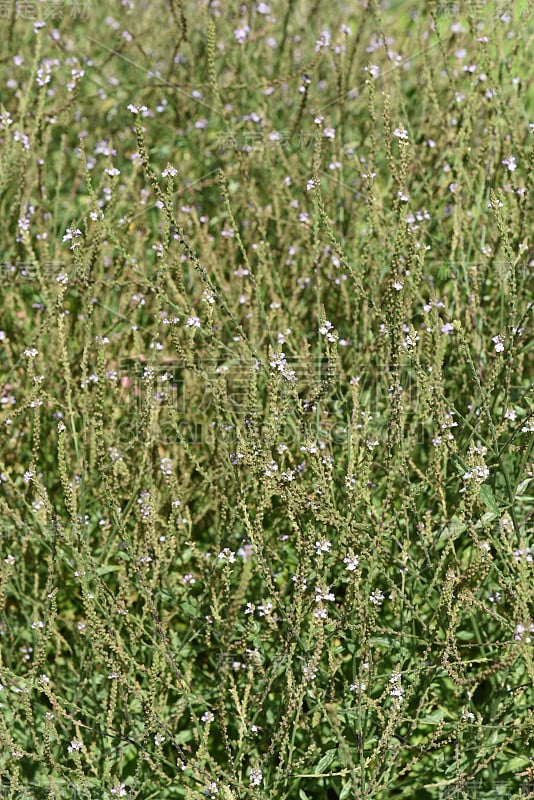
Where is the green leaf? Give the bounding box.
[479,485,500,517]
[498,756,530,774]
[96,564,122,576]
[340,781,353,799]
[370,636,391,647]
[420,709,445,724]
[456,630,475,641]
[515,478,531,496]
[314,748,337,774]
[175,729,193,745]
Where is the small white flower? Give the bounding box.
[462,465,490,484]
[403,332,419,350]
[160,458,173,476]
[343,553,359,571]
[264,460,279,478]
[369,589,384,606]
[393,125,408,140]
[389,671,404,702]
[315,585,335,602]
[250,767,263,787]
[258,601,273,617]
[366,64,380,78]
[162,165,178,178]
[318,319,338,342]
[492,334,505,352]
[201,711,214,723]
[67,738,84,753]
[127,103,148,114]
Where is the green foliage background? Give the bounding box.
[0,0,533,797]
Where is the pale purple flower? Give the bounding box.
[315,30,331,51]
[234,25,250,43]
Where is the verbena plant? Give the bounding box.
[0,0,533,798]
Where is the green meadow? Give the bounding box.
[0,0,533,797]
